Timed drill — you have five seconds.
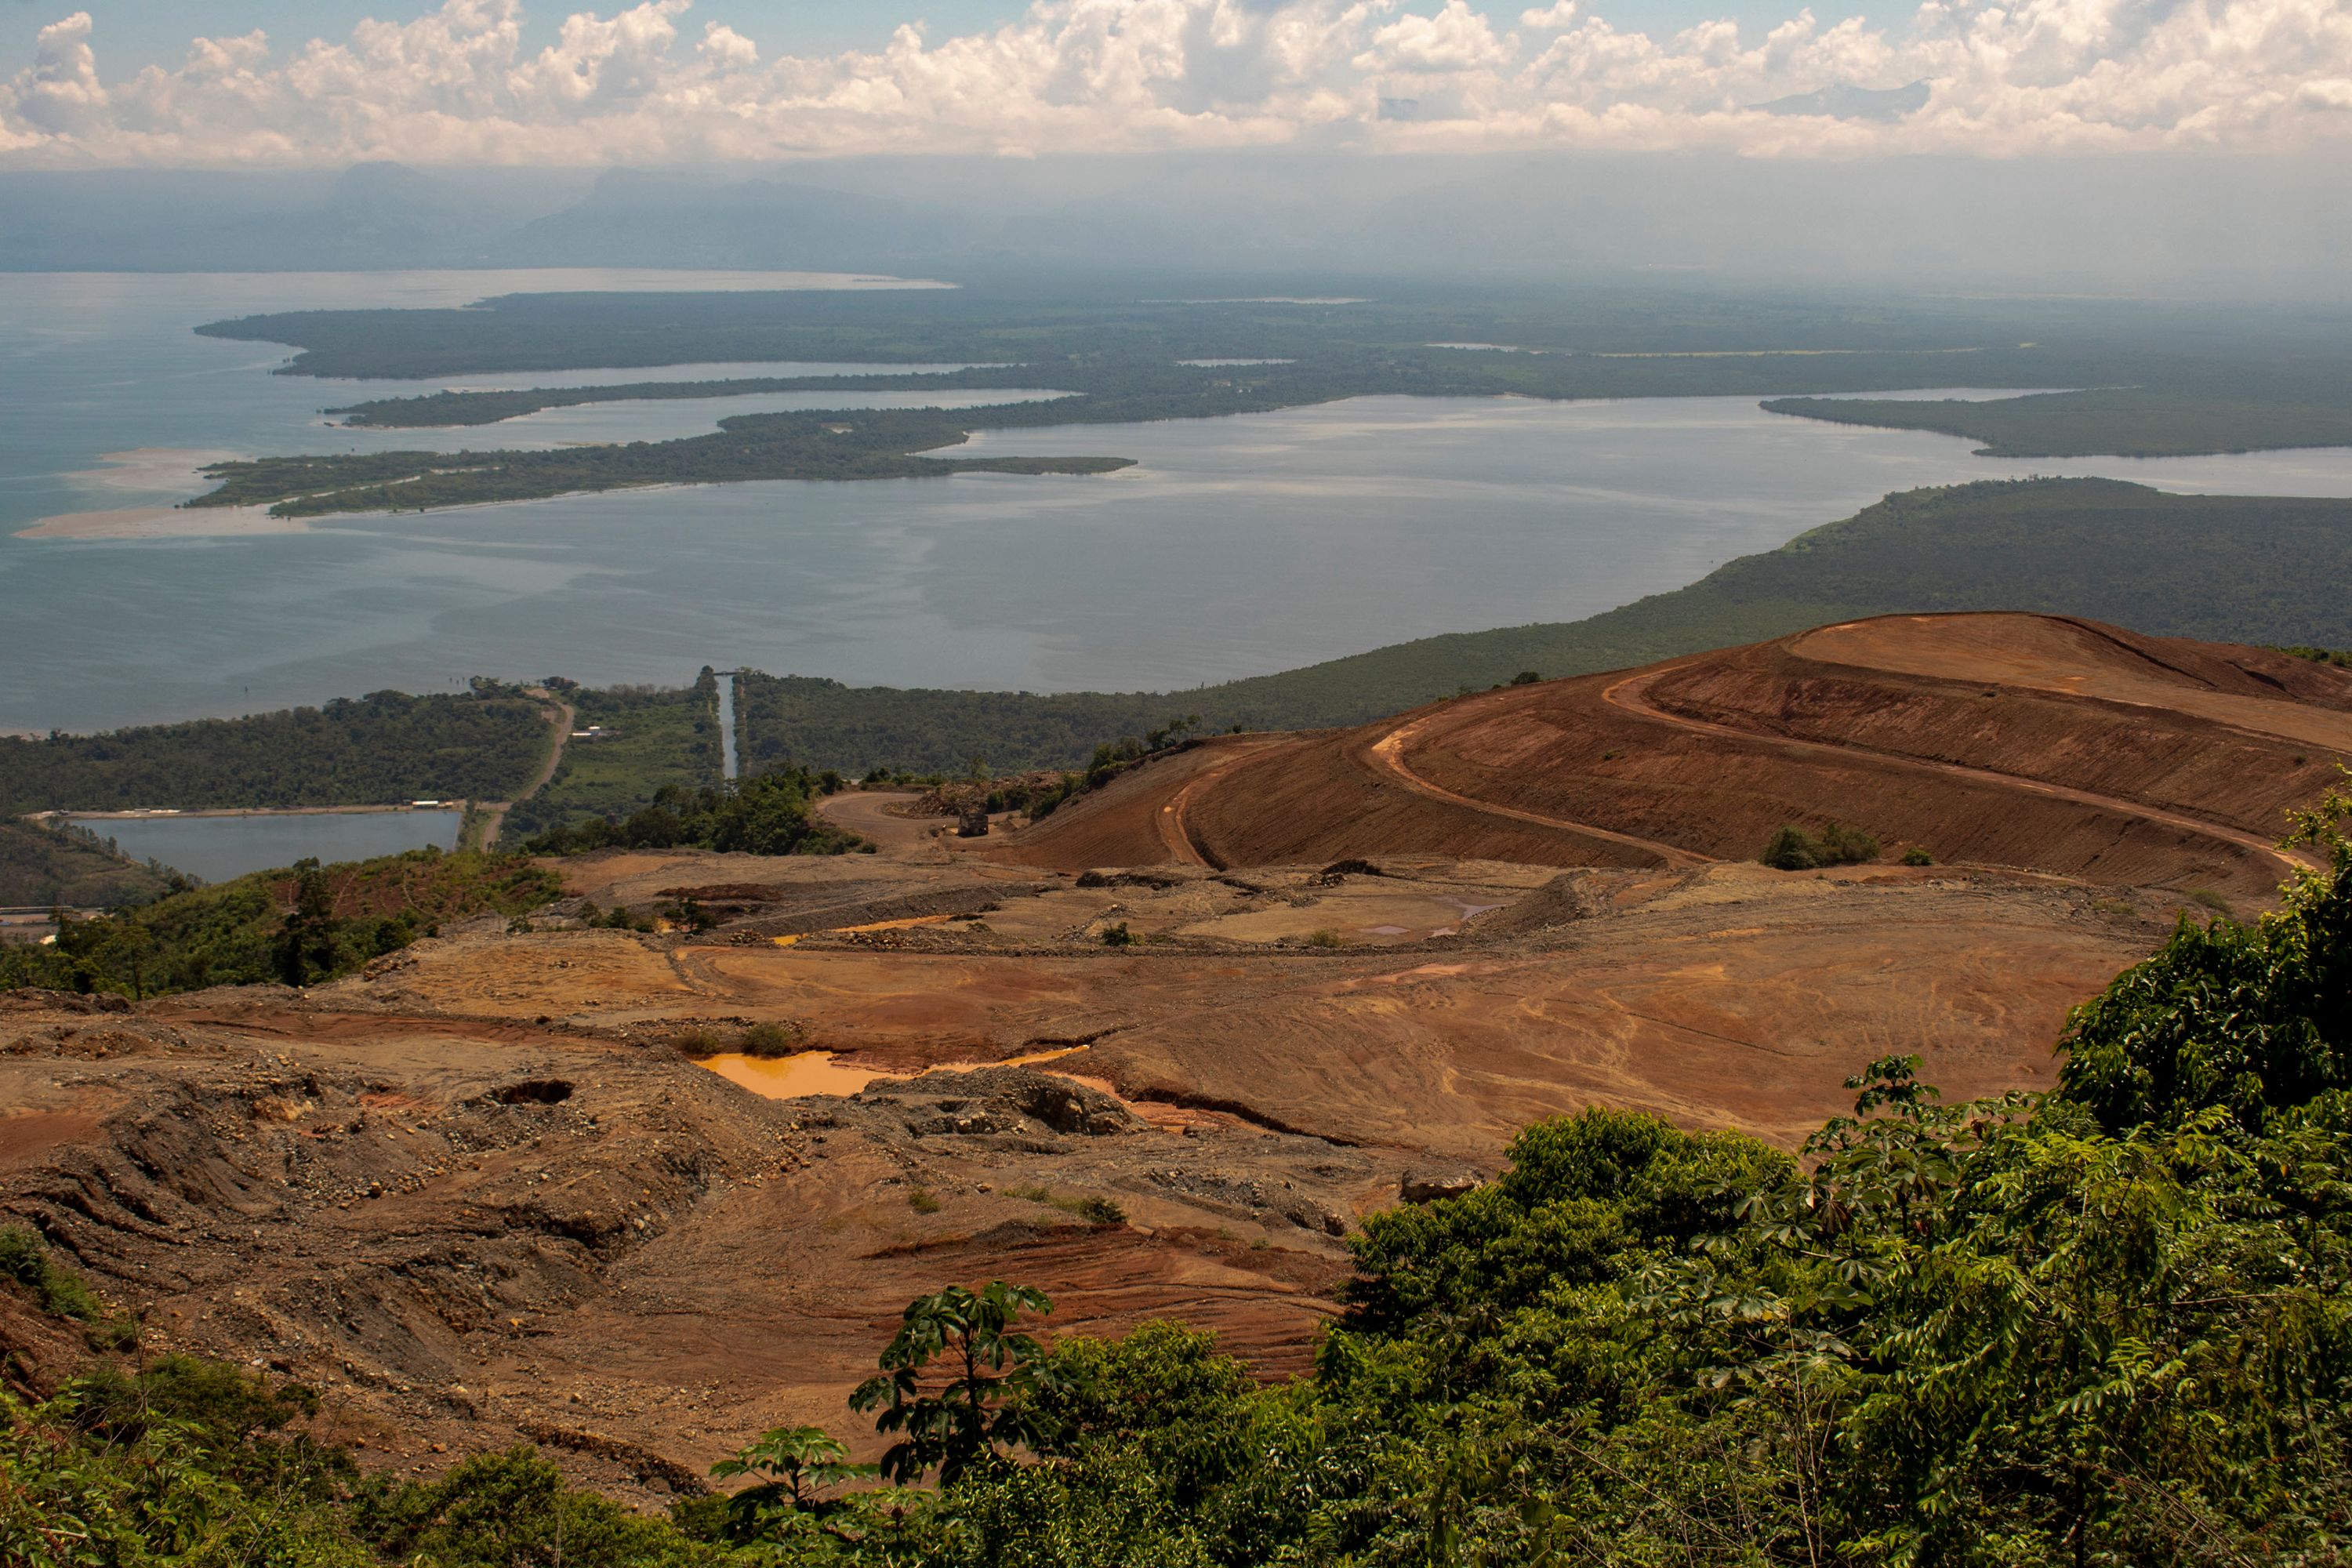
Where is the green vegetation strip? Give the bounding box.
[500,670,725,848]
[19,478,2352,803]
[0,848,559,998]
[7,796,2351,1564]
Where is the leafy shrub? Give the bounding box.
[1761,824,1821,869]
[736,1021,800,1057]
[525,770,865,858]
[1762,819,1879,869]
[0,1225,103,1323]
[1099,922,1134,948]
[351,1446,717,1568]
[68,1356,318,1446]
[1900,844,1933,866]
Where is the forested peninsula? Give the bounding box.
[186,409,1133,519]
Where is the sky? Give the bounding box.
[3,0,2349,165]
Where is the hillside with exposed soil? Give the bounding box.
[2,611,2337,1507]
[1004,613,2350,903]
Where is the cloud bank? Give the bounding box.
[4,0,2349,165]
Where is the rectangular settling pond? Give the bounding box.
[66,809,463,884]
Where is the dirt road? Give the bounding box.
[1159,737,1301,867]
[468,691,574,851]
[1364,695,1710,869]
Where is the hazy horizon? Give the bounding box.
[6,151,2351,298]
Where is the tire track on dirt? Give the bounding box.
[1360,695,1710,869]
[1160,738,1305,868]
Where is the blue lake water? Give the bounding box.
[66,811,463,883]
[7,270,2352,734]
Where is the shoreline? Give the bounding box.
[16,503,309,539]
[17,448,303,539]
[35,804,464,822]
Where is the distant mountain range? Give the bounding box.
[1751,80,1932,121]
[3,153,2347,295]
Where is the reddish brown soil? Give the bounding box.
[3,612,2296,1505]
[1003,614,2350,902]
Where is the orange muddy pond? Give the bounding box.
[697,1046,1084,1100]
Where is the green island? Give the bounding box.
[184,409,1134,519]
[7,803,2351,1563]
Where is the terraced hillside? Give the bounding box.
[1003,613,2352,903]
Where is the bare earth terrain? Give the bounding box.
[4,613,2345,1501]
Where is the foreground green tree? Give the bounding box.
[704,1425,874,1544]
[850,1281,1064,1485]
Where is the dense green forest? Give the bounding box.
[734,478,2352,773]
[499,673,725,847]
[521,771,864,858]
[0,689,551,816]
[9,791,2350,1564]
[0,821,173,909]
[0,848,559,998]
[1765,387,2352,457]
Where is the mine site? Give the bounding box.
[7,55,2352,1554]
[8,609,2346,1523]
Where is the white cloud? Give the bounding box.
[2,0,2349,163]
[14,11,107,135]
[1357,1,1514,72]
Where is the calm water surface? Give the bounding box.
[67,810,463,882]
[9,272,2352,733]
